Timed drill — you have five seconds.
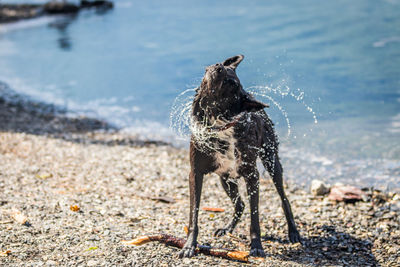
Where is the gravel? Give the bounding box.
[0,89,399,266]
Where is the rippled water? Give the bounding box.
[0,0,399,190]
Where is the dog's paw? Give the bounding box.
[249,247,266,258]
[289,229,301,243]
[178,246,196,258]
[249,240,265,258]
[214,228,230,237]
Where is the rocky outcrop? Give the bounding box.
[0,4,43,23]
[80,0,114,9]
[43,2,80,14]
[0,1,113,24]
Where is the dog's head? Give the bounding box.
[194,55,268,121]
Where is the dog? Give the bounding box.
[179,55,301,258]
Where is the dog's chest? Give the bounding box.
[213,127,241,178]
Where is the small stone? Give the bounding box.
[87,260,98,266]
[88,235,100,241]
[46,260,57,266]
[310,180,330,196]
[182,258,191,264]
[390,202,400,212]
[388,246,398,254]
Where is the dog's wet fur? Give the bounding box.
[179,55,301,258]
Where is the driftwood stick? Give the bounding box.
[122,234,249,262]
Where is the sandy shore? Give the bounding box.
[0,88,399,266]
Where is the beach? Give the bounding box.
[1,1,400,264]
[0,88,399,266]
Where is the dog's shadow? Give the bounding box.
[262,225,377,266]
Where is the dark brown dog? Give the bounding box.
[179,55,300,258]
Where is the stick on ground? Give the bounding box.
[122,234,250,262]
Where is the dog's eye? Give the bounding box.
[217,68,222,73]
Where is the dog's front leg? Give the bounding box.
[245,169,266,258]
[179,170,204,258]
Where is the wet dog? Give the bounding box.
[179,55,301,258]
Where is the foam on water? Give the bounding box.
[373,36,400,48]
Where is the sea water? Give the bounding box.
[0,0,399,190]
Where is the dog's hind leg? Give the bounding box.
[263,155,301,243]
[214,176,245,237]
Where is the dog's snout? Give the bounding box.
[215,63,223,73]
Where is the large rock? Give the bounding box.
[1,1,114,24]
[43,2,80,14]
[80,0,114,9]
[310,179,330,196]
[328,184,367,202]
[0,4,43,23]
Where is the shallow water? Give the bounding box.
[0,0,399,190]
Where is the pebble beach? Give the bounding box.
[0,88,400,266]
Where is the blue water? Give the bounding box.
[1,0,399,190]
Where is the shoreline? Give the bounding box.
[0,82,399,265]
[0,81,169,147]
[1,80,399,193]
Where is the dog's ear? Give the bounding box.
[223,55,244,70]
[242,94,269,112]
